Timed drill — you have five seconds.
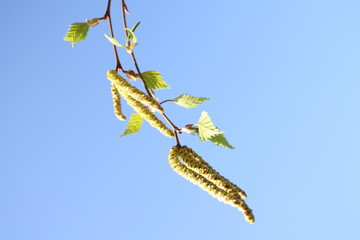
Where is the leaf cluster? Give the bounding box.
[63,13,236,148]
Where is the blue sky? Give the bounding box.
[1,0,360,239]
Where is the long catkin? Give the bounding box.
[111,84,126,121]
[168,146,254,224]
[121,93,174,138]
[107,70,164,113]
[179,145,247,199]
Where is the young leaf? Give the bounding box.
[131,22,141,33]
[104,34,125,48]
[125,28,137,44]
[120,113,143,137]
[188,127,234,149]
[173,94,210,109]
[188,125,235,149]
[209,134,235,149]
[64,22,90,47]
[142,71,171,90]
[198,111,223,141]
[124,28,138,54]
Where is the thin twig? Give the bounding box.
[174,131,181,146]
[161,112,181,133]
[120,0,181,145]
[103,0,124,72]
[121,0,129,38]
[120,0,153,97]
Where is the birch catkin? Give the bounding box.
[179,146,247,199]
[121,93,174,138]
[168,146,255,224]
[107,70,164,113]
[111,84,126,121]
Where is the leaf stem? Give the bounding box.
[160,99,174,105]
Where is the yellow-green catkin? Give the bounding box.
[179,146,247,199]
[168,146,255,224]
[107,70,164,113]
[111,84,126,121]
[121,93,174,138]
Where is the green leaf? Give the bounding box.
[64,22,90,47]
[142,71,171,90]
[104,34,125,48]
[197,111,223,141]
[131,22,141,32]
[120,113,143,137]
[173,94,210,109]
[190,127,234,149]
[209,134,235,149]
[125,28,137,44]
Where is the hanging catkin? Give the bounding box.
[178,145,247,199]
[110,84,126,121]
[121,92,174,138]
[107,70,164,113]
[168,146,254,224]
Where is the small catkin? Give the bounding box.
[179,146,247,199]
[168,146,255,224]
[122,93,174,138]
[107,70,164,113]
[111,84,126,121]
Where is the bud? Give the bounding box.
[86,17,103,27]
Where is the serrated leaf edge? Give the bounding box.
[173,94,210,109]
[120,113,143,137]
[198,111,223,141]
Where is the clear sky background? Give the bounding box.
[1,0,360,239]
